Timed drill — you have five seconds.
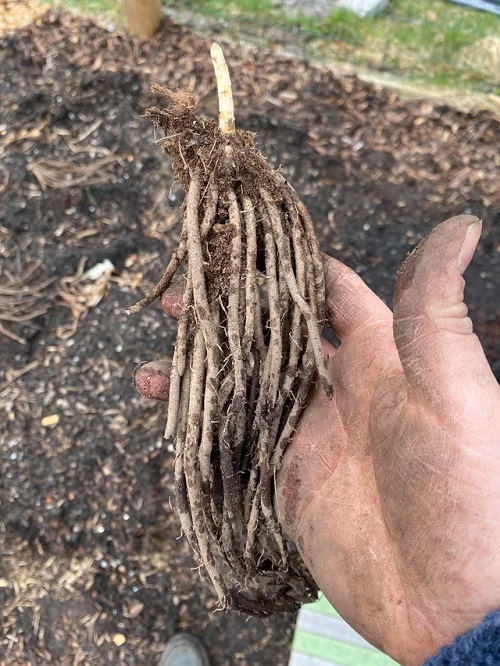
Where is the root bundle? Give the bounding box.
[128,46,332,615]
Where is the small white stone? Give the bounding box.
[275,0,387,18]
[337,0,388,17]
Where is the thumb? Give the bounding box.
[393,215,496,408]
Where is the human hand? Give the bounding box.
[275,215,500,664]
[134,215,500,665]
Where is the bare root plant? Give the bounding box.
[127,44,332,615]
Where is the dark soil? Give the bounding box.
[0,8,499,665]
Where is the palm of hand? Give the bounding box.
[277,216,500,665]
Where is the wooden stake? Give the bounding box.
[123,0,163,39]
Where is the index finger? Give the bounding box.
[160,278,185,320]
[323,254,392,341]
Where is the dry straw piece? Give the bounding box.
[127,43,332,615]
[0,261,53,345]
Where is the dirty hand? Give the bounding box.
[134,215,500,666]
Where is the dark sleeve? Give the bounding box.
[423,611,500,665]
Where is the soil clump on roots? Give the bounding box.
[128,65,332,615]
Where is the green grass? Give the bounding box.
[383,0,494,55]
[48,0,122,21]
[311,8,368,44]
[163,0,499,90]
[298,0,498,90]
[50,0,500,92]
[205,0,273,12]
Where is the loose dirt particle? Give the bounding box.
[41,414,60,427]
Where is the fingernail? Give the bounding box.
[132,361,148,385]
[457,220,482,275]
